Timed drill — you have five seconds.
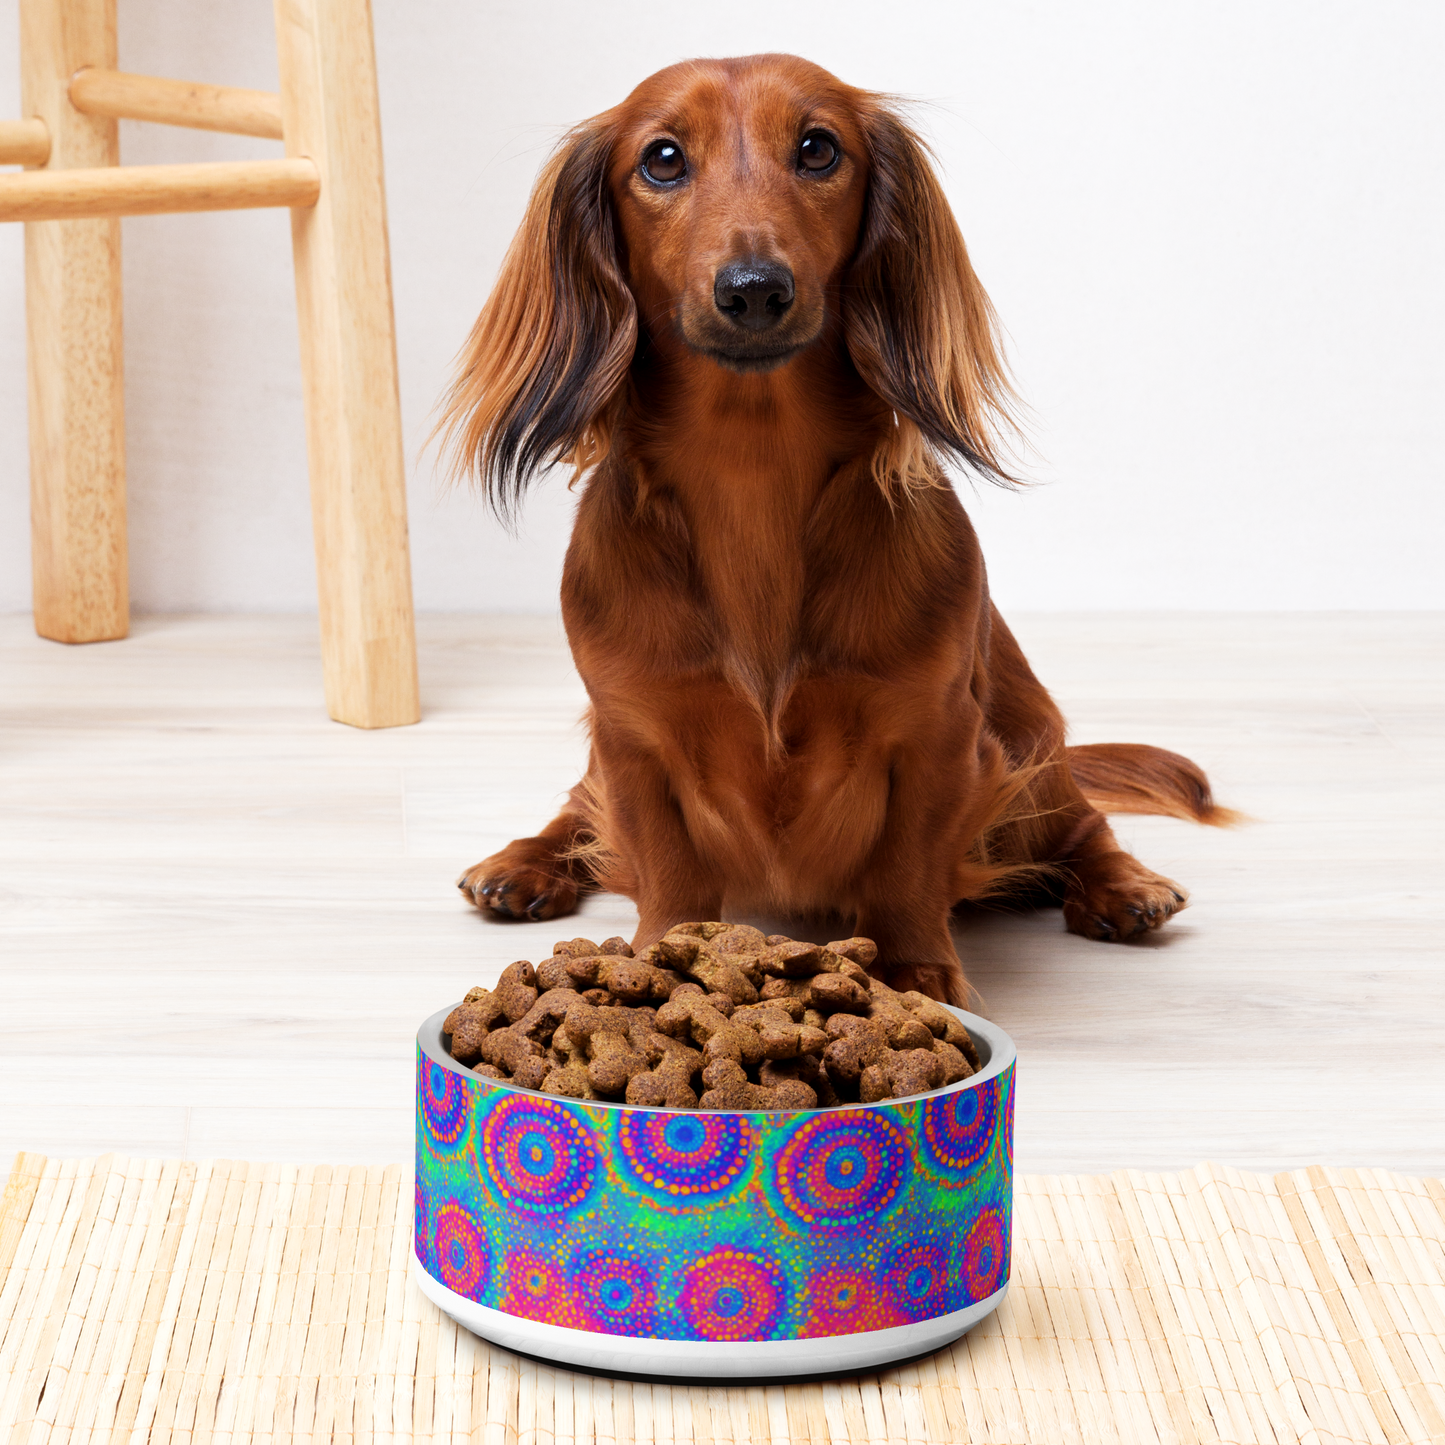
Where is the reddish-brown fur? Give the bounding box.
[441,55,1237,1006]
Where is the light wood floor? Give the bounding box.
[2,612,1441,1174]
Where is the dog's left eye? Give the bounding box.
[641,141,687,184]
[798,131,839,173]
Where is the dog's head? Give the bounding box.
[440,54,1017,518]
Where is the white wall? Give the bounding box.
[1,0,1440,613]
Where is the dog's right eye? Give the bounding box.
[641,141,687,184]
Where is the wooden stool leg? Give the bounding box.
[273,0,420,728]
[22,0,127,644]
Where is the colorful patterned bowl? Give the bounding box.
[413,1003,1014,1379]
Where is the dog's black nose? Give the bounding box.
[713,259,794,330]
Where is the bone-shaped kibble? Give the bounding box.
[825,937,879,968]
[478,1026,545,1075]
[540,1060,596,1099]
[494,960,539,1022]
[932,1039,975,1085]
[699,1058,817,1110]
[626,1047,700,1107]
[512,988,583,1043]
[655,994,765,1069]
[758,941,841,977]
[859,1047,945,1102]
[760,1054,838,1106]
[807,974,872,1015]
[644,937,759,1004]
[551,937,600,958]
[731,1003,828,1060]
[443,993,505,1063]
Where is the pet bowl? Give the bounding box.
[413,1002,1014,1379]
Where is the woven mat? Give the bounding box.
[3,1156,1444,1445]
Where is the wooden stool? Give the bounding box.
[0,0,420,729]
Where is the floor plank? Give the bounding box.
[1,611,1441,1172]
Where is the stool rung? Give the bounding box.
[69,68,284,141]
[0,158,319,222]
[0,118,50,167]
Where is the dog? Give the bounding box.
[440,53,1235,1006]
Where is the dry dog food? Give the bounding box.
[441,923,981,1111]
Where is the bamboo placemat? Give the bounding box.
[2,1153,1443,1444]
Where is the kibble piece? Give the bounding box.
[760,1054,838,1107]
[822,1018,889,1082]
[535,955,575,990]
[826,937,879,968]
[883,1015,936,1052]
[598,936,634,956]
[859,1063,891,1103]
[885,1047,945,1098]
[510,1054,551,1091]
[470,1062,506,1080]
[656,994,765,1068]
[443,995,504,1064]
[759,941,835,977]
[552,937,600,958]
[646,938,759,1004]
[932,1039,974,1085]
[699,1059,817,1110]
[541,1061,595,1099]
[478,1026,545,1074]
[513,989,582,1043]
[626,1048,700,1107]
[494,961,539,1022]
[808,974,871,1016]
[709,924,768,955]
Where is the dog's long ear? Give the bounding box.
[846,103,1020,492]
[437,116,637,522]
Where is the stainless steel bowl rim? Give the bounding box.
[417,999,1015,1114]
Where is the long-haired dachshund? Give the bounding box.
[442,53,1235,1005]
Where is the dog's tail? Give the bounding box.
[1065,743,1244,827]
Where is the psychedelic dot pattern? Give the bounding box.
[961,1208,1007,1301]
[434,1201,488,1296]
[417,1041,1012,1341]
[678,1250,785,1342]
[571,1251,658,1336]
[922,1080,997,1178]
[479,1094,597,1215]
[615,1111,752,1203]
[774,1112,910,1231]
[421,1059,470,1147]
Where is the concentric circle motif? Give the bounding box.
[774,1113,909,1232]
[420,1059,470,1146]
[677,1250,786,1342]
[434,1201,488,1297]
[500,1250,582,1328]
[479,1094,597,1215]
[799,1266,902,1338]
[616,1111,752,1203]
[921,1079,998,1179]
[571,1251,658,1336]
[884,1243,951,1321]
[961,1209,1007,1302]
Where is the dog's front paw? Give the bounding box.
[1063,852,1187,941]
[457,843,580,922]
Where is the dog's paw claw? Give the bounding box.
[457,856,579,923]
[1063,854,1188,943]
